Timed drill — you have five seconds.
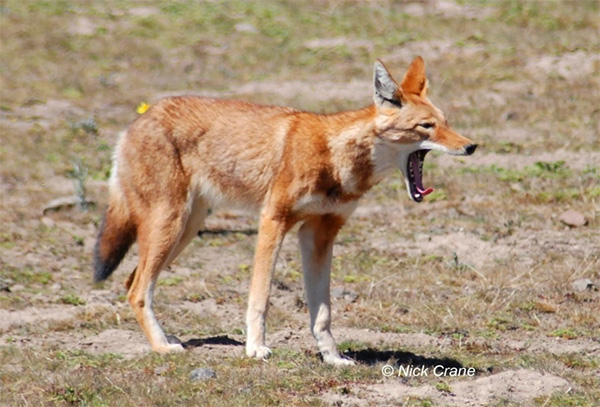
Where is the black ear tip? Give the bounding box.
[465,143,478,155]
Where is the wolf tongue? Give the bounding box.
[417,186,434,196]
[411,153,434,196]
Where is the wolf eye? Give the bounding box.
[418,122,435,130]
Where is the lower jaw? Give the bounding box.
[411,193,423,203]
[407,184,423,203]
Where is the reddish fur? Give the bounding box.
[94,57,476,357]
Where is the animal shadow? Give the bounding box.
[182,335,244,349]
[342,347,465,370]
[198,228,257,237]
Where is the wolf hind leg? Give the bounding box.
[125,198,209,290]
[126,198,209,352]
[164,197,210,266]
[127,205,191,353]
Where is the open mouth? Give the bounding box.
[406,149,434,202]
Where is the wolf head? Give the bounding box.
[372,57,477,202]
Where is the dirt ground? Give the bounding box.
[1,1,599,406]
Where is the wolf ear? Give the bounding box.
[373,60,402,108]
[401,56,427,97]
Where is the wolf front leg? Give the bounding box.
[298,215,355,366]
[245,209,290,360]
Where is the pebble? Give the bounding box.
[166,335,182,345]
[331,287,359,303]
[558,210,587,227]
[571,278,596,292]
[154,365,170,376]
[235,23,259,34]
[190,368,217,381]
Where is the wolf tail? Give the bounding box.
[93,191,136,283]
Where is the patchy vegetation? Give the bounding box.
[1,1,598,406]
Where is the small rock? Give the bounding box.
[235,23,259,34]
[128,7,158,17]
[331,287,359,303]
[2,364,25,374]
[190,368,216,381]
[42,196,96,215]
[558,210,587,227]
[40,216,56,228]
[154,365,170,376]
[166,335,182,345]
[0,277,14,292]
[571,278,596,292]
[68,17,97,36]
[42,196,79,214]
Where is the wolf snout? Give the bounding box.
[464,143,478,156]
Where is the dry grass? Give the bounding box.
[1,1,599,406]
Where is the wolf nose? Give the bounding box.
[464,143,478,155]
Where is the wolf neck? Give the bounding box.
[334,104,401,184]
[319,105,395,195]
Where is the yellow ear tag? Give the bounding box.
[136,102,150,114]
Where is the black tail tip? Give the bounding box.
[92,212,134,283]
[93,251,112,283]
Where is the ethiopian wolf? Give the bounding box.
[94,57,477,365]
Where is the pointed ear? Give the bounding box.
[373,59,402,108]
[401,56,427,97]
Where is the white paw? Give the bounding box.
[246,344,272,360]
[154,343,185,354]
[323,353,356,366]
